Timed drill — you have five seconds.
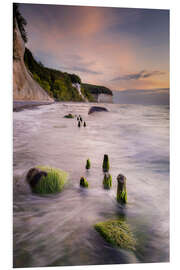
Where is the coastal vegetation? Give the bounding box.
[82,83,113,96]
[24,48,96,102]
[13,3,27,43]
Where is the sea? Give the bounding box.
[13,97,169,267]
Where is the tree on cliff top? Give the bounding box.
[13,3,27,43]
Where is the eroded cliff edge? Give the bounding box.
[13,20,54,102]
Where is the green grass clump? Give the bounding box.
[95,220,136,250]
[33,166,68,194]
[103,154,110,172]
[86,159,91,170]
[103,173,112,189]
[80,177,89,188]
[64,113,74,118]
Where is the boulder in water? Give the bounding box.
[94,219,136,250]
[26,166,68,194]
[88,106,108,114]
[64,113,74,118]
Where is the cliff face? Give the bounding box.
[13,20,53,102]
[72,83,88,102]
[92,93,113,103]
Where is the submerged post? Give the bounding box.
[116,174,127,203]
[103,172,112,189]
[86,159,91,170]
[103,154,110,172]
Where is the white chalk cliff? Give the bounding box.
[72,83,88,102]
[13,20,53,102]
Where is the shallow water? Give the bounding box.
[13,102,169,267]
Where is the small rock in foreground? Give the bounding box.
[26,166,68,194]
[95,219,136,250]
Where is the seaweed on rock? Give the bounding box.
[27,166,68,194]
[64,113,74,118]
[95,219,136,250]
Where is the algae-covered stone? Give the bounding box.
[26,166,68,194]
[117,174,127,204]
[94,219,136,250]
[80,177,89,188]
[86,159,91,170]
[64,113,74,118]
[102,154,110,172]
[103,173,112,189]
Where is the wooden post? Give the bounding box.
[117,174,127,203]
[103,154,110,172]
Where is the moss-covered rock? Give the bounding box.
[103,173,112,189]
[102,154,110,172]
[94,219,136,250]
[80,177,89,188]
[86,159,91,170]
[117,174,127,204]
[64,113,74,118]
[26,166,68,194]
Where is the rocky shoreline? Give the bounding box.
[13,100,54,112]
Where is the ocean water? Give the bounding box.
[13,102,169,267]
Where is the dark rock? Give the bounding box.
[88,106,108,114]
[26,167,47,188]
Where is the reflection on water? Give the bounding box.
[13,102,169,267]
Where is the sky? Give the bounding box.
[19,3,169,98]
